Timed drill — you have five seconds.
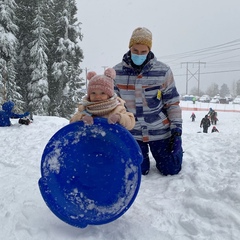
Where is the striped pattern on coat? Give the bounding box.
[113,53,182,142]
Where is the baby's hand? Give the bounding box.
[82,115,93,125]
[108,114,120,124]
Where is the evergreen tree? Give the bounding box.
[0,0,22,107]
[27,2,50,116]
[9,0,84,117]
[48,0,84,118]
[219,83,230,97]
[206,83,219,97]
[15,0,37,109]
[0,59,7,104]
[189,87,204,97]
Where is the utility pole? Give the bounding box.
[181,61,206,96]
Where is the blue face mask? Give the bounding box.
[131,53,147,66]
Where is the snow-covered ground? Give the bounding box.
[1,102,240,240]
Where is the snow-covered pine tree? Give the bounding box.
[0,0,23,109]
[219,84,230,98]
[15,0,37,110]
[27,2,50,116]
[0,59,6,104]
[48,0,84,118]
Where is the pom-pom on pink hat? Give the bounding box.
[87,68,116,98]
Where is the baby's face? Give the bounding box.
[89,89,110,102]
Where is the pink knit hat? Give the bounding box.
[87,68,116,97]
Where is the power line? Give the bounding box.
[160,38,240,60]
[158,39,240,93]
[200,69,240,74]
[174,68,240,77]
[207,55,240,64]
[158,39,240,74]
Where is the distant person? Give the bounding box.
[70,68,135,130]
[113,27,183,176]
[0,101,29,127]
[208,108,218,125]
[192,96,196,104]
[211,111,218,125]
[200,115,211,133]
[211,126,219,133]
[208,107,214,116]
[190,112,196,122]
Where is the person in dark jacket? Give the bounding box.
[190,112,196,122]
[0,101,29,127]
[113,27,182,176]
[208,108,218,125]
[200,115,211,133]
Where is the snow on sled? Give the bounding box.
[38,118,143,228]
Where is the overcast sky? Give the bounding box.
[76,0,240,95]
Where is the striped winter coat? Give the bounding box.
[113,51,182,142]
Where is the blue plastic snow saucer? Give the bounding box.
[38,118,143,228]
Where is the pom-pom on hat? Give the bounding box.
[87,68,116,98]
[129,27,152,50]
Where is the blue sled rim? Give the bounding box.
[38,118,142,228]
